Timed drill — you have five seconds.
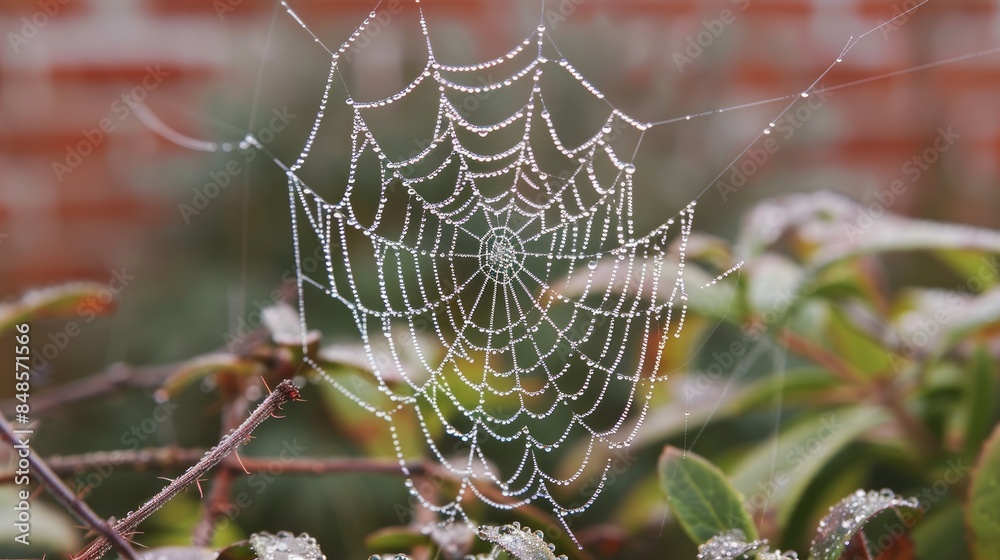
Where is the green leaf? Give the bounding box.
[824,306,893,376]
[729,406,889,530]
[808,489,922,560]
[159,352,263,398]
[964,347,998,458]
[933,250,1000,289]
[0,488,80,555]
[0,282,114,334]
[216,541,257,560]
[364,526,430,553]
[561,250,740,321]
[968,423,1000,559]
[912,504,971,560]
[744,254,804,317]
[658,446,757,544]
[936,288,1000,356]
[143,495,244,549]
[696,530,795,560]
[728,367,840,413]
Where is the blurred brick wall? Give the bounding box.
[1,0,998,293]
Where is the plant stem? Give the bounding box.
[73,379,302,560]
[779,329,939,457]
[192,384,250,547]
[0,412,140,560]
[0,448,431,483]
[0,361,176,418]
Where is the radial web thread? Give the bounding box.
[280,0,734,538]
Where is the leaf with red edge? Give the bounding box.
[0,282,115,334]
[809,490,921,560]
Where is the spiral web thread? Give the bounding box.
[277,0,708,535]
[273,0,939,539]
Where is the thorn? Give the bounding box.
[195,477,205,498]
[157,476,175,484]
[261,376,273,394]
[233,449,251,475]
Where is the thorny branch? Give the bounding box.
[0,412,140,560]
[73,379,302,560]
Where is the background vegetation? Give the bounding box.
[1,1,999,559]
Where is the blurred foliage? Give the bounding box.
[2,191,999,560]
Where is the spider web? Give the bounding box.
[278,0,714,532]
[131,0,992,542]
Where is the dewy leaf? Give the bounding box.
[659,446,757,544]
[428,522,476,560]
[215,541,256,560]
[808,489,921,560]
[968,423,1000,559]
[735,191,1000,272]
[695,530,798,560]
[476,523,565,560]
[934,288,1000,356]
[260,302,320,347]
[0,282,114,334]
[249,531,325,560]
[159,352,263,398]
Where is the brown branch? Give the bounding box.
[0,448,432,483]
[192,466,236,546]
[73,379,302,560]
[0,447,204,484]
[0,412,139,560]
[0,361,177,418]
[25,447,206,481]
[778,329,869,385]
[779,328,939,457]
[192,384,251,547]
[872,378,940,458]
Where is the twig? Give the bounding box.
[0,448,432,483]
[192,385,251,547]
[73,379,302,560]
[0,361,177,418]
[873,378,940,458]
[778,329,869,385]
[232,455,431,476]
[0,412,140,560]
[779,329,939,456]
[0,447,207,484]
